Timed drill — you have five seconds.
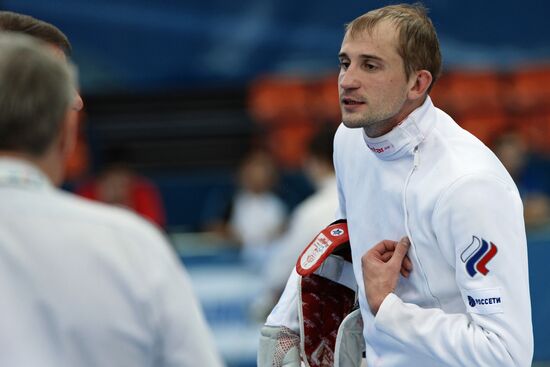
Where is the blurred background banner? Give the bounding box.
[3,0,550,93]
[2,1,549,366]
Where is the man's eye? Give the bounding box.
[339,61,350,70]
[364,63,377,70]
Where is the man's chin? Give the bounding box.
[342,117,368,129]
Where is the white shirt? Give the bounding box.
[230,191,286,248]
[267,97,533,366]
[0,158,224,367]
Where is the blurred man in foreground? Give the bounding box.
[0,32,223,367]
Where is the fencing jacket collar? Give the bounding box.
[362,96,436,161]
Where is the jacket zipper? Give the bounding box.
[402,145,441,307]
[402,146,419,238]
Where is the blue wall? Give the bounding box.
[3,0,550,93]
[527,231,550,361]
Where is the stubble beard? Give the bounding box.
[342,109,390,129]
[341,98,406,138]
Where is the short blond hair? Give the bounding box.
[346,3,442,92]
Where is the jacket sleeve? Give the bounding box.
[374,174,533,366]
[265,270,301,333]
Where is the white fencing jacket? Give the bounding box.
[267,97,533,366]
[0,158,224,367]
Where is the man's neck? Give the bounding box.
[363,95,427,138]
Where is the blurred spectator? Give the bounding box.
[230,150,287,261]
[75,147,166,228]
[252,126,338,319]
[523,193,550,229]
[201,150,287,258]
[492,131,550,228]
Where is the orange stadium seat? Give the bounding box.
[265,121,315,168]
[428,72,455,112]
[442,70,504,117]
[248,77,310,123]
[508,66,550,113]
[513,110,550,154]
[458,109,509,146]
[313,74,341,123]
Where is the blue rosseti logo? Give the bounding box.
[467,295,502,307]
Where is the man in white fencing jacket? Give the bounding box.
[259,3,533,366]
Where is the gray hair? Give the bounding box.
[0,32,76,156]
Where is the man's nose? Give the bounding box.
[339,68,360,90]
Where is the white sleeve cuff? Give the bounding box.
[373,293,402,333]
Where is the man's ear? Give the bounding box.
[58,108,79,159]
[408,70,433,100]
